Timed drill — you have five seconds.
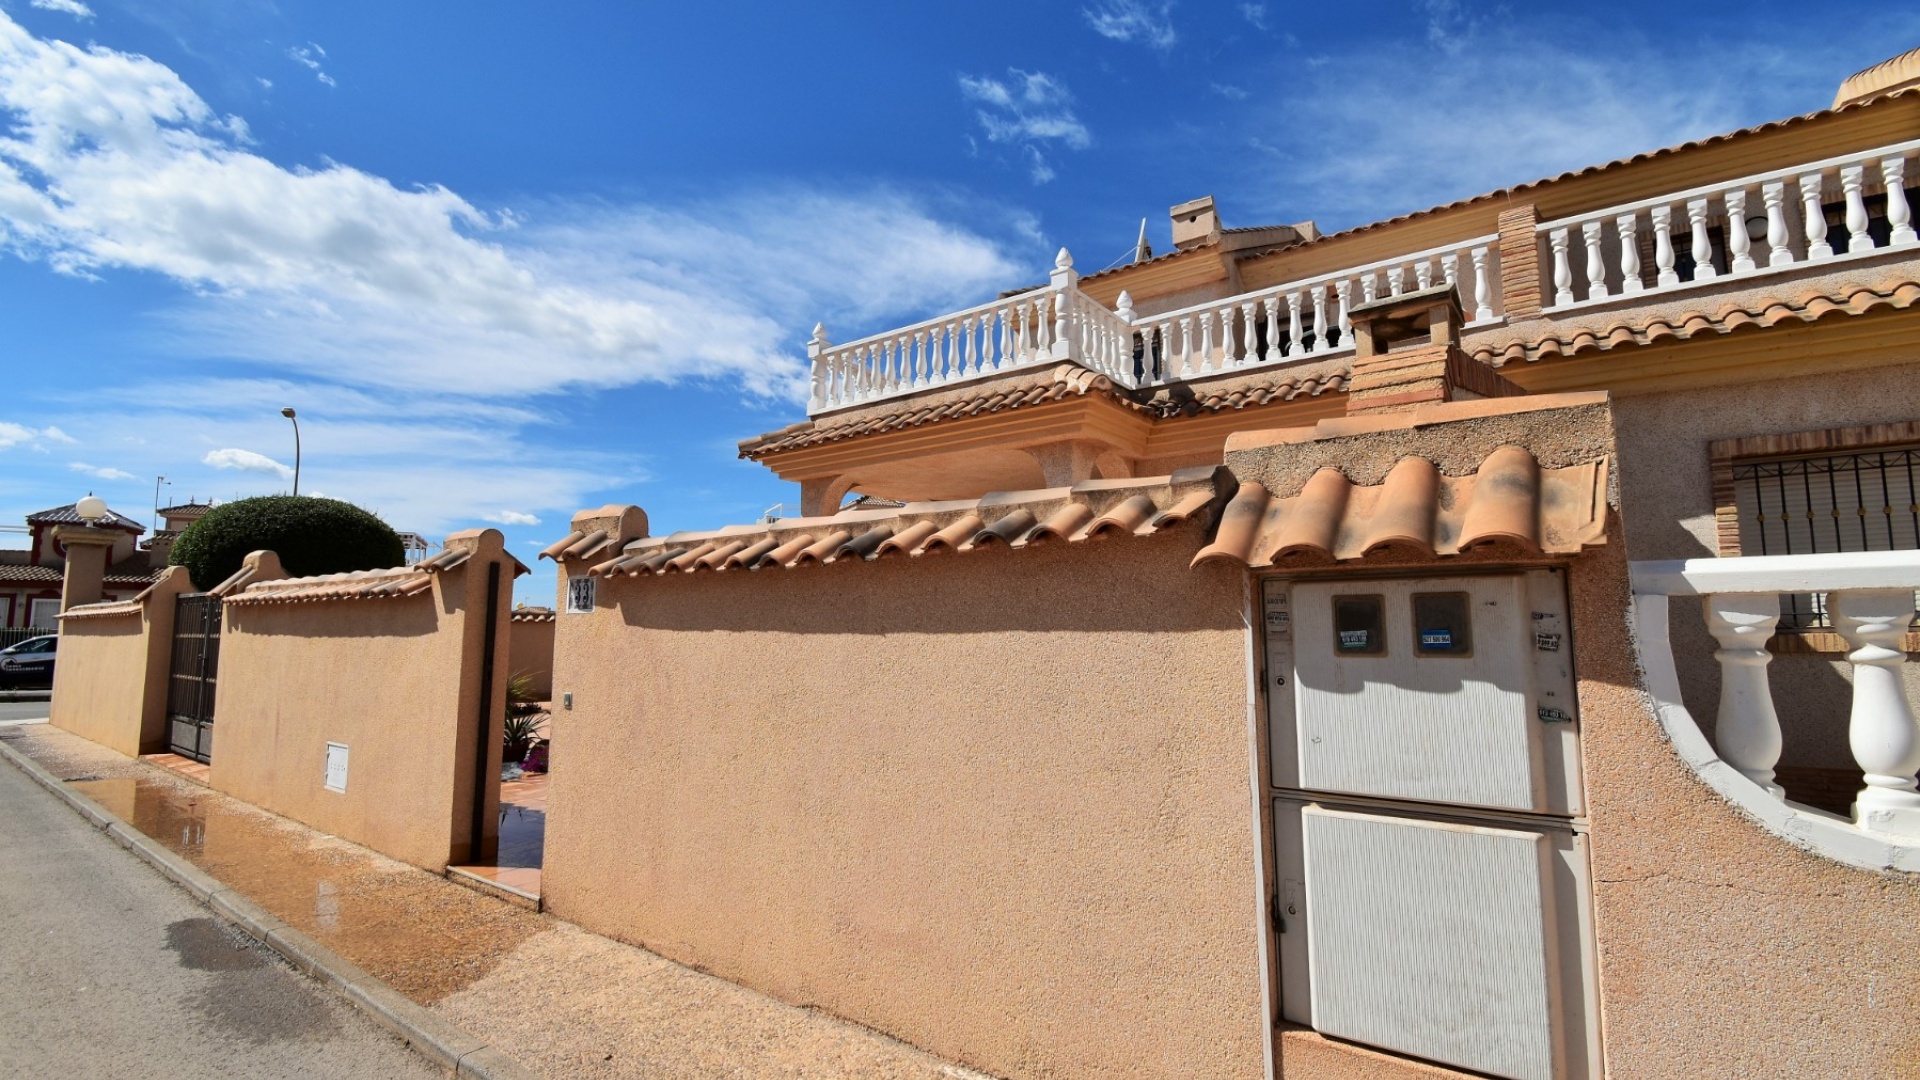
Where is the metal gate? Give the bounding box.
[167,593,221,763]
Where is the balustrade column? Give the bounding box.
[1469,247,1493,320]
[1178,316,1195,378]
[1831,589,1920,837]
[1884,156,1916,246]
[1336,280,1354,347]
[1440,252,1458,298]
[1197,309,1216,374]
[1262,296,1280,363]
[1550,228,1574,306]
[1581,220,1608,299]
[1726,189,1756,272]
[1387,266,1405,296]
[1241,302,1261,366]
[1287,292,1305,357]
[1310,286,1328,354]
[1687,198,1718,281]
[1704,594,1786,797]
[1762,181,1792,267]
[1652,206,1679,286]
[1842,165,1874,252]
[1799,174,1832,259]
[1616,213,1643,293]
[1156,320,1173,383]
[1415,259,1434,290]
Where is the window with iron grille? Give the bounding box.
[1728,443,1920,629]
[565,575,596,614]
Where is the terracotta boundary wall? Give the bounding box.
[542,524,1270,1080]
[49,565,195,756]
[207,529,515,871]
[507,609,554,702]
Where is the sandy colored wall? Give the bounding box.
[209,535,512,872]
[1569,515,1920,1076]
[1610,361,1920,789]
[49,567,192,756]
[544,529,1270,1080]
[507,615,553,702]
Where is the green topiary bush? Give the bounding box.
[169,495,406,591]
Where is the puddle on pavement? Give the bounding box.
[71,774,548,1005]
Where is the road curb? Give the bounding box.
[0,737,539,1080]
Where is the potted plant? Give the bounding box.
[503,671,546,767]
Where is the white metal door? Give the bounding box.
[1279,572,1579,815]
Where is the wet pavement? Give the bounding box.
[4,724,995,1080]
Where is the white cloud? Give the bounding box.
[0,14,1033,402]
[203,447,293,480]
[1082,1,1176,50]
[28,0,92,19]
[484,510,540,526]
[1211,83,1249,101]
[1239,4,1267,30]
[69,461,135,480]
[959,70,1090,185]
[0,421,73,449]
[286,43,334,87]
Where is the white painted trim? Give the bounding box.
[1538,238,1919,318]
[1631,549,1920,596]
[1629,593,1920,873]
[1241,578,1278,1080]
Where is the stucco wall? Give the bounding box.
[49,566,191,756]
[1610,361,1920,787]
[543,528,1269,1080]
[507,614,553,702]
[1570,517,1920,1077]
[209,534,512,872]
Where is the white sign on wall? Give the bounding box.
[324,742,349,793]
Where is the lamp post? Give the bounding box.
[152,475,168,532]
[59,494,116,612]
[281,407,301,497]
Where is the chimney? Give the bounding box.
[1170,195,1222,250]
[1344,285,1525,414]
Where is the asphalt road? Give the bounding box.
[0,753,445,1079]
[0,701,51,722]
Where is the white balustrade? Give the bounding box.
[1538,139,1920,313]
[1632,550,1920,846]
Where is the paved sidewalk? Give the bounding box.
[3,725,994,1080]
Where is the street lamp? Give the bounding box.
[152,475,169,532]
[281,407,301,497]
[75,494,107,523]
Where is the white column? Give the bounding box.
[1652,205,1679,286]
[1387,265,1405,296]
[1415,258,1434,290]
[1261,296,1280,363]
[1310,285,1328,354]
[1198,307,1216,373]
[1799,173,1832,260]
[1336,279,1354,347]
[1832,589,1920,837]
[1616,212,1643,293]
[1842,164,1874,252]
[1687,198,1718,281]
[1726,189,1756,273]
[1287,291,1304,357]
[1178,315,1194,378]
[1470,246,1494,320]
[1155,320,1172,382]
[1550,227,1574,306]
[1581,220,1609,299]
[1704,594,1786,798]
[1883,155,1916,246]
[1116,290,1137,383]
[1240,302,1259,366]
[1762,181,1792,267]
[807,323,831,412]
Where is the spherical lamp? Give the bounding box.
[75,494,108,522]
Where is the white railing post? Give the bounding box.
[1616,213,1643,293]
[1842,164,1874,252]
[1726,189,1756,273]
[1261,296,1280,363]
[1704,594,1787,797]
[1550,227,1574,306]
[1883,155,1916,246]
[1581,220,1608,300]
[1336,279,1354,348]
[1310,285,1328,355]
[1831,589,1920,837]
[807,323,831,411]
[1286,291,1304,358]
[1652,205,1679,286]
[1687,198,1718,281]
[1762,181,1792,267]
[1470,247,1493,320]
[1117,290,1137,383]
[1799,173,1832,260]
[1049,248,1076,361]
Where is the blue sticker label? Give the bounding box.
[1338,630,1369,649]
[1420,629,1453,648]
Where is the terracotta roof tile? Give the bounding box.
[1192,446,1608,568]
[587,469,1230,582]
[1470,274,1920,367]
[225,546,497,607]
[511,607,556,623]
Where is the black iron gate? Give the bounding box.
[167,593,221,763]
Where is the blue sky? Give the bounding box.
[0,1,1912,604]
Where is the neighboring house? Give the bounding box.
[0,502,169,629]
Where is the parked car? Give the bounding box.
[0,634,56,688]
